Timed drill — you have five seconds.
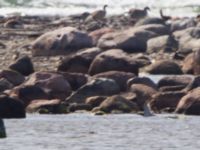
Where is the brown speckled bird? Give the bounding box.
[86,5,108,22]
[128,7,150,20]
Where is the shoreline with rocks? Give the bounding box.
[1,11,200,119]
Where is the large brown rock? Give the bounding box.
[0,94,25,118]
[146,60,183,75]
[175,87,200,115]
[57,47,102,73]
[127,77,157,90]
[9,56,34,76]
[130,84,157,109]
[97,27,157,53]
[65,78,120,104]
[85,96,107,108]
[13,85,49,106]
[147,35,178,53]
[24,72,72,100]
[170,18,196,32]
[26,99,66,114]
[150,91,186,113]
[174,27,200,54]
[32,27,93,56]
[93,71,136,91]
[96,95,139,113]
[0,69,25,86]
[182,53,194,74]
[88,49,139,75]
[89,28,114,45]
[58,72,90,91]
[158,75,192,90]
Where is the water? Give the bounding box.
[0,114,200,150]
[0,0,200,17]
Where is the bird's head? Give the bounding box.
[144,7,150,12]
[103,5,108,11]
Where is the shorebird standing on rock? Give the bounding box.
[128,7,150,20]
[85,5,108,22]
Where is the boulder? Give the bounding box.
[68,103,92,112]
[158,75,192,90]
[14,85,49,106]
[57,47,102,73]
[130,84,157,109]
[9,56,34,76]
[146,60,183,75]
[95,95,139,113]
[0,94,25,118]
[65,78,120,104]
[89,28,114,45]
[97,27,157,53]
[88,49,139,75]
[58,72,90,91]
[193,49,200,75]
[26,99,67,114]
[174,27,200,54]
[150,91,186,113]
[182,53,194,74]
[32,27,93,56]
[93,71,136,91]
[175,87,200,115]
[85,96,107,108]
[24,72,72,100]
[135,17,166,26]
[147,35,178,53]
[127,77,157,90]
[0,78,13,92]
[170,18,197,32]
[0,69,25,86]
[136,24,170,35]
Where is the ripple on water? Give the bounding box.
[0,113,200,150]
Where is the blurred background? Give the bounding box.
[0,0,200,17]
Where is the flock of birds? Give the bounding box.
[76,5,160,23]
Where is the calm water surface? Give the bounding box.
[0,113,200,150]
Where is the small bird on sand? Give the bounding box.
[128,7,150,20]
[85,5,108,22]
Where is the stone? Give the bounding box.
[9,56,34,76]
[93,71,136,91]
[147,35,178,53]
[130,84,157,109]
[24,72,72,100]
[85,96,107,108]
[0,69,25,86]
[58,72,89,91]
[88,49,139,75]
[97,27,157,53]
[65,78,120,104]
[175,87,200,115]
[26,99,67,114]
[150,91,186,113]
[32,27,93,56]
[96,95,139,113]
[146,60,183,75]
[127,77,157,90]
[57,47,102,73]
[0,94,25,118]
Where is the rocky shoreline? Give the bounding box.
[1,11,200,118]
